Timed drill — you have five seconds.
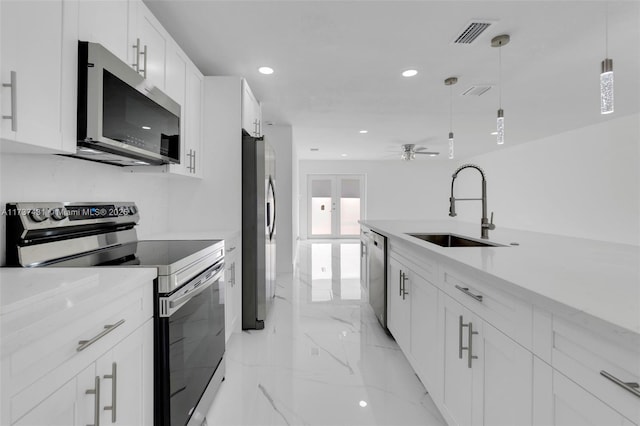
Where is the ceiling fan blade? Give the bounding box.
[414,146,427,152]
[414,151,440,156]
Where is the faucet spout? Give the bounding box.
[448,164,495,239]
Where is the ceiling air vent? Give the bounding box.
[453,21,493,44]
[461,85,492,96]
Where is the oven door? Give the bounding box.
[156,261,225,426]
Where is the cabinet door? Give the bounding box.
[1,0,65,151]
[241,80,259,136]
[131,0,167,89]
[480,322,533,426]
[14,364,95,426]
[410,273,440,393]
[552,371,634,426]
[185,64,203,177]
[78,0,130,63]
[387,256,411,354]
[166,48,188,175]
[441,294,476,426]
[97,320,154,426]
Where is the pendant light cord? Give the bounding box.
[449,85,453,132]
[605,1,609,57]
[498,45,502,108]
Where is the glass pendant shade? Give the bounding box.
[600,59,614,114]
[448,132,454,159]
[496,109,505,145]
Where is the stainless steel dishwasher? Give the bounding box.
[368,231,387,329]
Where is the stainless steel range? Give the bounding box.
[5,202,225,426]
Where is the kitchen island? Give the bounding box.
[360,219,639,426]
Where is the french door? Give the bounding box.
[307,175,364,238]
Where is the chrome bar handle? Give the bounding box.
[399,270,403,296]
[103,363,117,422]
[455,285,483,302]
[401,272,409,300]
[468,321,479,368]
[2,71,17,131]
[459,315,468,359]
[132,38,140,71]
[77,319,125,352]
[86,376,100,426]
[600,370,640,398]
[140,44,148,79]
[193,150,196,174]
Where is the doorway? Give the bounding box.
[307,175,364,238]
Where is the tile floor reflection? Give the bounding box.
[206,240,446,426]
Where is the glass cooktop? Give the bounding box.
[51,239,222,270]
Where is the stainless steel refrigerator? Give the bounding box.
[242,129,276,330]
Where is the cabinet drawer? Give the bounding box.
[551,316,640,424]
[441,262,532,350]
[5,285,153,400]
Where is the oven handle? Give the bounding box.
[165,262,224,314]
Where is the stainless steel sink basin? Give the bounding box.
[406,233,505,247]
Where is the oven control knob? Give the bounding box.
[29,209,49,223]
[50,208,67,221]
[129,206,137,214]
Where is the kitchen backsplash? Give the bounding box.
[0,153,171,265]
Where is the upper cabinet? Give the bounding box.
[129,0,168,90]
[1,0,76,154]
[242,79,262,137]
[78,0,130,65]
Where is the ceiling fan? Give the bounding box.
[398,143,439,161]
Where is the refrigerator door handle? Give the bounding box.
[266,202,271,228]
[268,176,276,241]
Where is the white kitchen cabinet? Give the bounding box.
[242,79,262,137]
[548,366,634,426]
[224,233,242,342]
[440,293,533,426]
[183,63,204,177]
[78,0,130,64]
[129,0,168,89]
[2,274,154,426]
[409,268,440,396]
[1,0,75,154]
[97,320,154,426]
[387,255,411,355]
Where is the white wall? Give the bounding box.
[298,113,639,246]
[298,160,453,239]
[264,124,294,273]
[169,77,243,233]
[0,153,171,264]
[455,113,639,245]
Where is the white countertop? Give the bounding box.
[360,220,640,337]
[0,268,157,355]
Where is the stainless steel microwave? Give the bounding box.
[74,41,180,166]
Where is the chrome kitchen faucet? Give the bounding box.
[449,164,495,239]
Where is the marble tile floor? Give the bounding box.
[205,240,446,426]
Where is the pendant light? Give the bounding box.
[601,2,614,114]
[491,34,510,145]
[444,77,458,159]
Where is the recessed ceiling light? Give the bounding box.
[141,126,151,130]
[310,148,319,151]
[258,66,274,75]
[359,401,368,408]
[490,131,498,135]
[402,69,418,77]
[341,154,348,157]
[359,130,368,134]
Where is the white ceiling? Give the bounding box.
[145,0,640,160]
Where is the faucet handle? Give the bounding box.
[488,212,496,230]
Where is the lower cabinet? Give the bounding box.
[14,320,154,426]
[224,233,242,342]
[387,255,411,355]
[440,293,533,426]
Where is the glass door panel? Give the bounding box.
[308,175,364,239]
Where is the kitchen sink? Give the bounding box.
[406,233,505,247]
